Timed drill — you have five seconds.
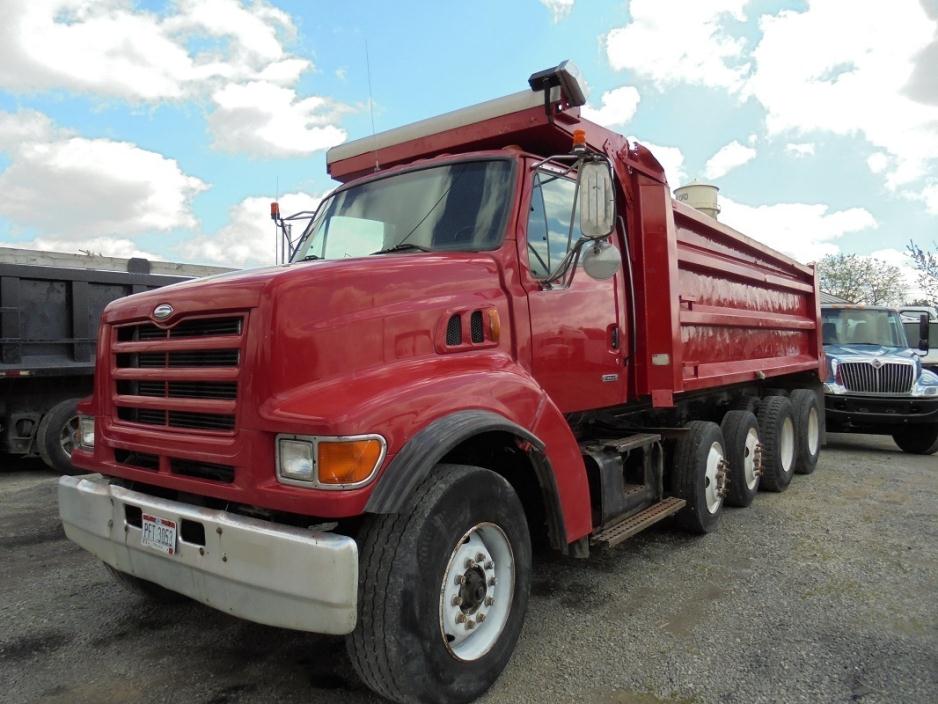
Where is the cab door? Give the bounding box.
[521,167,626,412]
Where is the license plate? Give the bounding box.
[141,513,177,556]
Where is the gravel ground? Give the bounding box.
[1,433,936,704]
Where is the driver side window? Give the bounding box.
[527,170,581,278]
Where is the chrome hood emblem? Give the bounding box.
[153,303,174,320]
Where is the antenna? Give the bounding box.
[364,39,380,172]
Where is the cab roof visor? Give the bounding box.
[527,60,586,108]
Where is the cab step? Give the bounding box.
[590,497,686,548]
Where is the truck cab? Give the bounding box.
[822,304,938,453]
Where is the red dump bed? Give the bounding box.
[630,194,821,407]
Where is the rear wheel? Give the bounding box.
[347,465,531,704]
[757,396,796,492]
[720,411,761,507]
[671,421,727,533]
[790,389,821,474]
[892,424,938,455]
[36,398,83,475]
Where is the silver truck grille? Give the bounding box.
[839,361,914,394]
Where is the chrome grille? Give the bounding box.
[839,361,914,394]
[112,314,243,437]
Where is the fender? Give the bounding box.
[365,409,569,549]
[258,356,593,543]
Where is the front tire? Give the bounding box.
[892,424,938,455]
[347,464,532,704]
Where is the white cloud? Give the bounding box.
[917,183,938,216]
[786,142,815,157]
[704,140,756,179]
[209,81,348,157]
[0,236,161,260]
[719,197,877,263]
[629,137,686,186]
[867,152,889,174]
[181,191,324,267]
[539,0,574,22]
[746,0,938,190]
[0,1,347,157]
[606,0,749,90]
[580,86,641,128]
[0,110,206,239]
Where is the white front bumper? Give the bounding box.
[58,474,359,635]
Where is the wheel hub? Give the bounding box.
[458,565,488,613]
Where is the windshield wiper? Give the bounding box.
[370,242,432,255]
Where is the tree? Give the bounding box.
[818,253,907,305]
[907,240,938,303]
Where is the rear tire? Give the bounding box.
[790,389,821,474]
[892,424,938,455]
[757,396,796,492]
[671,421,727,533]
[36,398,83,475]
[720,411,761,508]
[104,564,187,603]
[347,465,532,704]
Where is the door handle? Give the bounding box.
[608,324,620,350]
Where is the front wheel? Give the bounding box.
[347,464,532,704]
[36,398,84,475]
[892,424,938,455]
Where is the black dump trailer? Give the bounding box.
[0,248,231,472]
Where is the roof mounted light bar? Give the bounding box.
[528,60,586,108]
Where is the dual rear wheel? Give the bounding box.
[672,389,822,532]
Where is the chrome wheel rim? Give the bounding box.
[743,427,760,491]
[780,417,795,472]
[704,441,725,514]
[60,415,80,457]
[439,522,514,661]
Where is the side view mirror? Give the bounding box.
[578,160,616,238]
[919,313,931,353]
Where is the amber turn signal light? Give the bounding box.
[317,438,384,485]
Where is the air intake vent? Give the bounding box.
[114,449,159,471]
[446,314,462,346]
[470,311,484,343]
[116,317,242,342]
[170,458,235,483]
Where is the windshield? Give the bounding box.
[821,308,909,347]
[291,159,514,261]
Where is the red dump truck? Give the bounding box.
[60,62,823,704]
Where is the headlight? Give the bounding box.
[78,415,95,449]
[277,435,386,488]
[278,438,316,481]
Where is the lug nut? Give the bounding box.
[454,574,466,586]
[484,560,493,570]
[485,596,495,606]
[475,552,485,562]
[451,595,463,606]
[477,612,486,623]
[465,619,475,630]
[464,558,476,569]
[488,577,497,587]
[455,613,466,624]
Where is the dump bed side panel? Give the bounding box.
[631,194,822,405]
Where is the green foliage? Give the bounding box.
[818,253,907,306]
[906,240,938,303]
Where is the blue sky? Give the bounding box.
[0,0,936,284]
